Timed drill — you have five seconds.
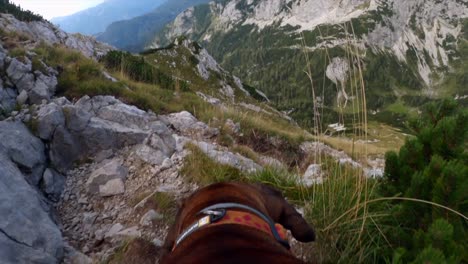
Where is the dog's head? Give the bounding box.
[251,183,315,242]
[162,182,315,257]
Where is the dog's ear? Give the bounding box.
[255,184,315,242]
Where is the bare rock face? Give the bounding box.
[42,168,66,202]
[0,153,63,264]
[35,103,65,140]
[5,57,57,105]
[0,121,46,185]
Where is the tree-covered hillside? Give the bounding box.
[153,0,468,130]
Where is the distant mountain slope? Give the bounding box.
[152,0,468,128]
[51,0,166,35]
[96,0,211,52]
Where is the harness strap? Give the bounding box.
[173,203,291,250]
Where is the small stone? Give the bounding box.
[152,238,163,247]
[160,158,173,170]
[83,212,97,226]
[99,178,125,197]
[105,223,124,238]
[139,210,163,226]
[116,226,141,238]
[16,90,28,106]
[81,245,90,254]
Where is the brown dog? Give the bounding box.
[160,182,315,263]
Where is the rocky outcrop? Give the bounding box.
[163,111,219,140]
[0,14,113,58]
[0,121,46,185]
[0,152,63,263]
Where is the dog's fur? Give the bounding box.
[160,182,315,264]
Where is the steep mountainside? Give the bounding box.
[51,0,166,35]
[96,0,211,52]
[153,0,468,129]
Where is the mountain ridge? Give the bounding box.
[96,0,211,52]
[51,0,166,35]
[152,0,468,128]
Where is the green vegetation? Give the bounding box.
[381,99,467,263]
[0,0,44,22]
[100,50,185,90]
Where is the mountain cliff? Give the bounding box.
[152,0,468,128]
[51,0,166,35]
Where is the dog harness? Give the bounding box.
[173,203,290,251]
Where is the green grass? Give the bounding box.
[181,143,246,185]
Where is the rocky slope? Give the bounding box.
[51,0,166,35]
[0,11,386,264]
[0,13,112,58]
[152,0,468,128]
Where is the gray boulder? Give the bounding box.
[49,125,81,172]
[164,111,219,139]
[63,105,92,132]
[0,121,46,185]
[135,145,166,166]
[97,103,155,130]
[6,58,32,84]
[16,90,28,106]
[80,117,148,153]
[42,168,66,202]
[0,153,63,263]
[192,141,262,173]
[0,45,6,69]
[86,159,128,196]
[29,79,51,104]
[35,103,65,140]
[6,58,35,93]
[0,85,17,113]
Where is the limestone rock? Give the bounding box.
[139,210,163,226]
[99,178,125,197]
[16,90,28,106]
[97,103,155,130]
[135,145,166,166]
[0,153,63,263]
[0,86,17,113]
[193,141,262,173]
[164,111,219,139]
[42,168,66,202]
[80,117,149,154]
[63,105,92,132]
[87,159,128,195]
[0,121,46,185]
[49,125,81,173]
[302,164,323,186]
[35,103,65,140]
[6,58,32,87]
[105,223,124,238]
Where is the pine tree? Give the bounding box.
[381,99,468,262]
